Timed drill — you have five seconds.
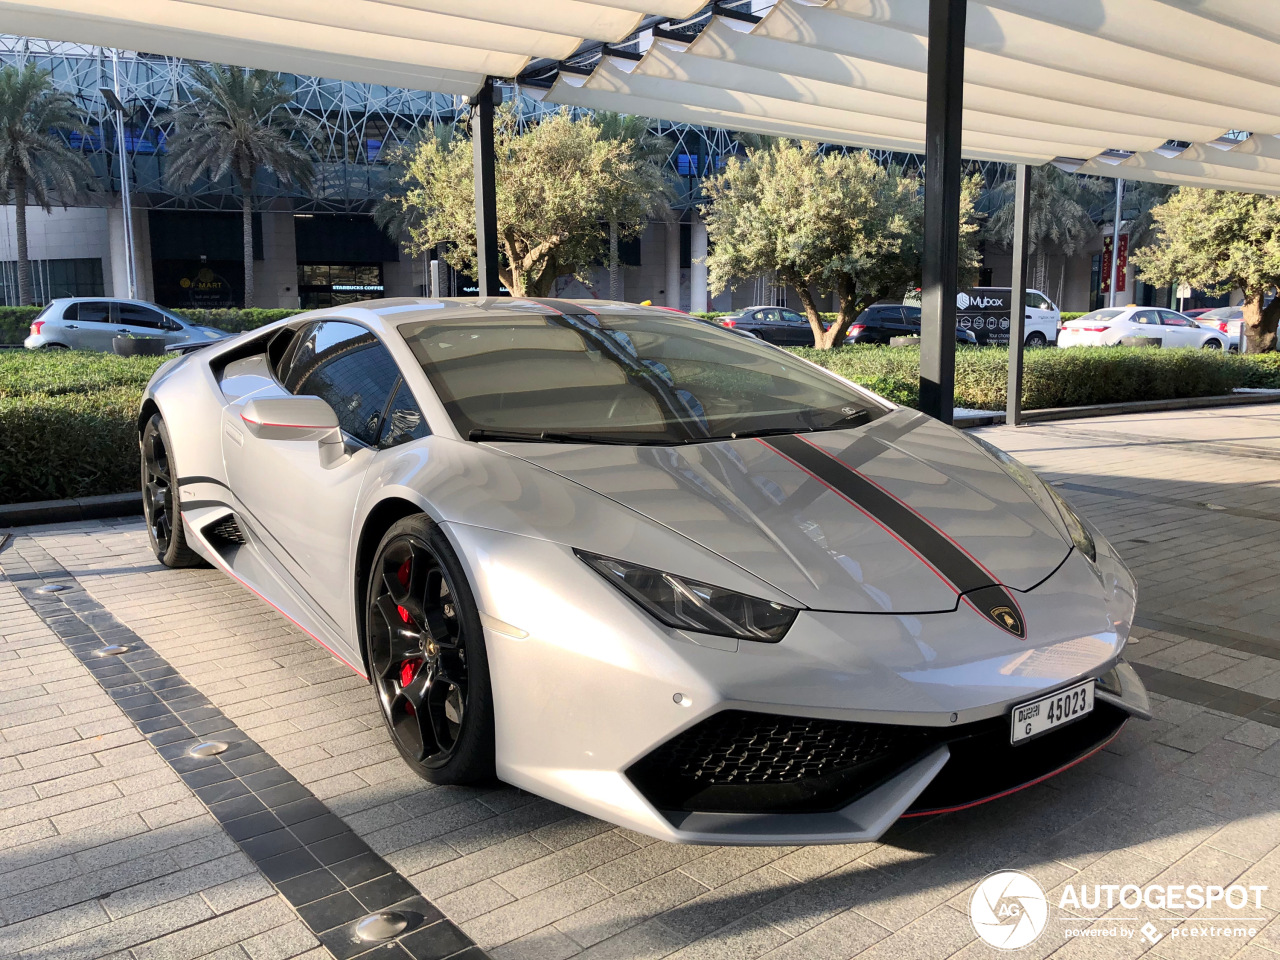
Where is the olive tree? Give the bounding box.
[702,140,981,349]
[1132,187,1280,352]
[394,108,668,297]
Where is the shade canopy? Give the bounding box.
[8,0,1280,193]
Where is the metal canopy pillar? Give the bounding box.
[919,0,967,424]
[471,76,501,297]
[1006,164,1031,426]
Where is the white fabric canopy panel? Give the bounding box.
[0,0,705,95]
[544,0,1280,193]
[10,0,1280,193]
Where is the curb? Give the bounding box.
[956,391,1280,428]
[0,492,142,528]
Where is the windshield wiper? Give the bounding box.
[467,428,671,446]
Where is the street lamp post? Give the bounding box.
[100,51,137,300]
[1107,178,1124,309]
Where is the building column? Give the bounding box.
[690,210,708,314]
[1006,164,1031,427]
[664,219,681,309]
[255,212,299,308]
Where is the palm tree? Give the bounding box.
[164,66,315,308]
[986,165,1100,302]
[595,112,674,300]
[0,64,92,305]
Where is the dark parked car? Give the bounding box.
[848,304,978,345]
[718,306,813,345]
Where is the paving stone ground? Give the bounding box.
[3,403,1280,960]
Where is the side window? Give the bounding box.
[1159,310,1189,326]
[118,304,165,329]
[279,320,401,446]
[378,380,431,449]
[1132,310,1159,325]
[1025,292,1048,310]
[902,306,922,322]
[78,302,111,323]
[62,302,79,321]
[781,310,806,325]
[753,308,778,323]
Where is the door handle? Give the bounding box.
[65,324,78,329]
[117,328,131,332]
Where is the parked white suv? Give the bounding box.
[24,298,229,352]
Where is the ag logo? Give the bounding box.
[989,605,1024,637]
[1000,317,1010,330]
[970,870,1048,949]
[959,316,973,329]
[957,292,971,309]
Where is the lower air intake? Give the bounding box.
[626,709,936,814]
[205,515,247,547]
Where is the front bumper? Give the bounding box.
[447,522,1142,844]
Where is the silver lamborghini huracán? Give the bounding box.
[138,298,1150,844]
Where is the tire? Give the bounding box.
[141,414,205,568]
[366,515,495,785]
[41,342,70,350]
[1203,338,1223,350]
[1024,331,1048,348]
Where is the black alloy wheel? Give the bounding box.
[367,516,494,784]
[141,414,204,567]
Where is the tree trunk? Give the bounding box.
[1033,249,1046,292]
[1056,259,1066,306]
[608,219,620,300]
[14,172,32,306]
[790,279,825,347]
[817,275,861,350]
[1242,289,1280,353]
[240,186,255,309]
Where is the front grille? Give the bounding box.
[627,709,938,814]
[653,711,915,785]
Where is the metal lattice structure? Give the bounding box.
[0,35,1016,216]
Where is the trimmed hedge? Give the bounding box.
[794,345,1280,411]
[2,346,1280,505]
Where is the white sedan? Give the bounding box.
[1058,307,1230,350]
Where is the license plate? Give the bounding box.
[1011,680,1094,744]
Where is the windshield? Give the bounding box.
[1072,309,1124,323]
[399,311,889,444]
[1199,307,1241,320]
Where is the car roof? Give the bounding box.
[287,297,692,332]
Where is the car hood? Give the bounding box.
[498,409,1072,615]
[195,326,229,338]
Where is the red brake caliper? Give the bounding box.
[396,556,418,711]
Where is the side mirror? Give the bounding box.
[241,396,339,441]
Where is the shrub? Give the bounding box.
[0,306,41,344]
[795,345,1261,411]
[0,350,166,398]
[0,387,143,503]
[177,308,303,332]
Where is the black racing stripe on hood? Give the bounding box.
[760,433,1027,638]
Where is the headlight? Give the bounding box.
[576,550,797,641]
[968,435,1096,562]
[1046,487,1097,563]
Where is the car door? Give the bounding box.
[1129,310,1162,342]
[751,308,788,344]
[779,309,814,346]
[1024,291,1058,342]
[1158,310,1201,346]
[221,319,403,634]
[117,303,182,345]
[67,301,120,351]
